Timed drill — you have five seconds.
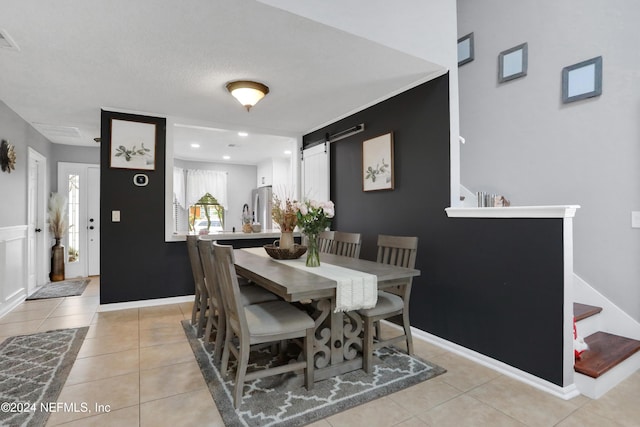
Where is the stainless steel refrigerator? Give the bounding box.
[252,185,272,230]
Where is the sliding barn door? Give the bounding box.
[301,142,329,202]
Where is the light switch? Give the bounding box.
[112,210,121,222]
[632,211,640,229]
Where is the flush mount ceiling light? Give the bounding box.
[226,81,269,111]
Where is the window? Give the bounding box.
[172,167,227,233]
[67,174,80,263]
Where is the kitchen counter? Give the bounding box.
[171,229,301,241]
[198,229,300,241]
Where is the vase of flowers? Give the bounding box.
[48,192,69,282]
[295,199,334,267]
[272,195,298,251]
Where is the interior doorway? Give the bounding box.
[27,148,47,293]
[58,162,100,278]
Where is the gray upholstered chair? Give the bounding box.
[332,231,362,258]
[186,235,208,337]
[357,234,418,373]
[213,242,315,408]
[197,239,279,363]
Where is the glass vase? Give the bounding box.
[306,233,320,267]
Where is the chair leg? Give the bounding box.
[305,328,314,390]
[213,312,225,365]
[191,288,200,325]
[196,291,208,338]
[363,317,375,374]
[203,300,214,342]
[220,323,233,376]
[234,340,250,409]
[402,311,413,355]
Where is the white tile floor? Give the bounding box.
[1,276,639,426]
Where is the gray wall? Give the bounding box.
[174,159,257,232]
[0,100,52,227]
[0,99,100,227]
[49,144,100,192]
[457,0,640,321]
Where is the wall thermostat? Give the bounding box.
[133,173,149,187]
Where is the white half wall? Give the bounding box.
[0,226,28,318]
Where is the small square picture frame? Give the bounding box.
[498,42,528,83]
[457,32,474,66]
[109,118,157,170]
[562,56,603,104]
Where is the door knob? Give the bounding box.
[89,226,94,230]
[89,218,94,222]
[35,228,42,232]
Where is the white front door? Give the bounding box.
[27,148,47,292]
[58,162,100,278]
[87,166,100,276]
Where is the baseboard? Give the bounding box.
[0,291,26,320]
[382,320,581,400]
[98,295,194,312]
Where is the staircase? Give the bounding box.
[573,302,640,399]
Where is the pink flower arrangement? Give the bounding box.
[295,199,335,236]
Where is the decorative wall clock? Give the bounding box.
[0,139,16,173]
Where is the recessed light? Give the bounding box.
[190,143,200,148]
[238,131,248,137]
[223,155,231,160]
[284,150,292,155]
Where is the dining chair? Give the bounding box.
[332,231,362,258]
[213,242,315,409]
[197,239,280,362]
[186,235,208,337]
[308,230,333,254]
[357,234,418,373]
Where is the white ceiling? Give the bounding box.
[0,0,445,164]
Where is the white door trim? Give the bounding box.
[27,147,47,292]
[57,162,100,278]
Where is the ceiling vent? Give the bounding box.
[0,29,20,51]
[33,123,81,138]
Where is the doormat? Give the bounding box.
[182,320,446,427]
[0,327,88,427]
[26,278,91,300]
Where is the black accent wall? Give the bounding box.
[100,110,192,304]
[304,74,565,386]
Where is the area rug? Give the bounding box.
[0,327,88,427]
[26,278,91,300]
[182,320,446,427]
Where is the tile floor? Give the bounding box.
[1,276,639,426]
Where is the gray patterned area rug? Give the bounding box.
[182,320,446,427]
[0,327,88,427]
[26,279,90,300]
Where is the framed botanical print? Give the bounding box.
[362,132,394,192]
[110,118,157,170]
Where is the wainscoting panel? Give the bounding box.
[0,226,28,318]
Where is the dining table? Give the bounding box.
[233,247,421,381]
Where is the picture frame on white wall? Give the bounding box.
[498,42,528,83]
[457,32,474,66]
[562,56,603,103]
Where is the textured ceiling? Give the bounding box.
[0,0,444,164]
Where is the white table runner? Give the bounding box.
[241,247,378,312]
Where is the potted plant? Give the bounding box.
[48,192,69,282]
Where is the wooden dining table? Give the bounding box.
[233,248,421,381]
